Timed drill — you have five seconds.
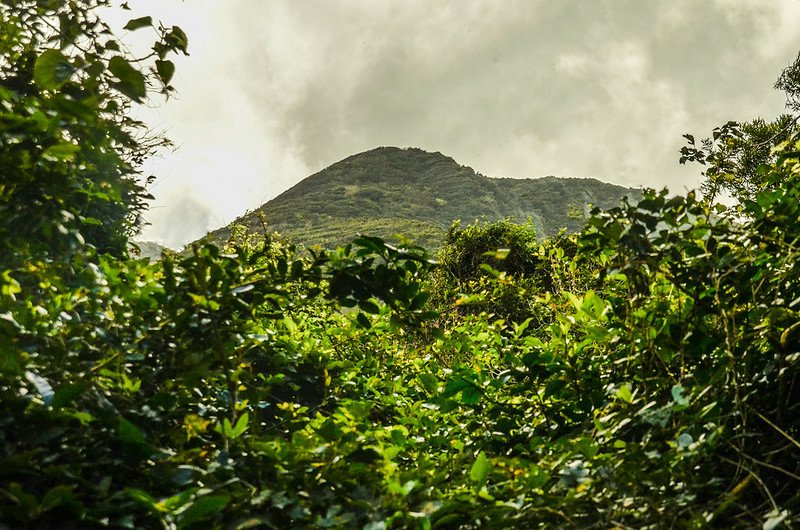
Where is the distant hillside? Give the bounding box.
[130,240,172,261]
[204,147,639,250]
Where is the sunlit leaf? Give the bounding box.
[34,50,74,90]
[470,452,491,488]
[42,142,80,162]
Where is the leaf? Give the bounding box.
[360,300,380,314]
[671,385,689,407]
[763,510,789,530]
[316,418,341,442]
[356,312,371,329]
[124,16,152,31]
[34,50,74,90]
[33,50,75,90]
[677,433,693,449]
[231,412,249,439]
[155,59,175,85]
[470,452,491,488]
[126,488,159,510]
[41,485,77,511]
[165,26,189,54]
[43,142,81,162]
[183,414,210,440]
[25,371,54,407]
[52,382,86,409]
[418,372,439,393]
[118,417,147,445]
[616,384,633,403]
[461,385,481,405]
[347,447,381,463]
[108,56,146,101]
[441,377,470,399]
[179,495,230,527]
[231,283,254,295]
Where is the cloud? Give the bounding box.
[126,0,800,245]
[143,191,214,249]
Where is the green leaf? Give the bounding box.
[470,452,491,488]
[126,487,159,510]
[179,495,230,527]
[34,50,74,90]
[52,383,86,408]
[616,384,633,403]
[118,417,146,445]
[165,26,189,54]
[108,56,146,101]
[43,142,81,162]
[356,312,372,329]
[41,485,77,511]
[231,412,249,439]
[317,418,341,442]
[418,372,439,393]
[461,385,481,405]
[442,377,470,398]
[155,59,175,85]
[124,16,152,31]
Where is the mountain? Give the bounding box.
[130,240,170,261]
[204,147,639,250]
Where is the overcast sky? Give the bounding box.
[123,1,800,248]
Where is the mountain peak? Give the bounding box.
[315,146,474,186]
[204,147,639,249]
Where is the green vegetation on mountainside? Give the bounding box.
[206,147,639,249]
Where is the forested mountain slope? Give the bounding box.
[205,147,639,249]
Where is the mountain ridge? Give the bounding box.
[203,146,640,249]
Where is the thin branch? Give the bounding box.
[752,409,800,451]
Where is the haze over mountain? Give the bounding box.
[202,147,639,250]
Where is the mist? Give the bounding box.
[126,0,800,247]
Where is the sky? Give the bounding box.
[119,1,800,248]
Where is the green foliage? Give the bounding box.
[5,142,800,528]
[430,220,591,325]
[3,3,800,528]
[205,146,638,250]
[0,0,187,263]
[681,117,798,203]
[439,219,539,282]
[775,50,800,112]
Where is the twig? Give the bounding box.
[752,409,800,451]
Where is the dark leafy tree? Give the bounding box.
[0,0,187,264]
[775,49,800,112]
